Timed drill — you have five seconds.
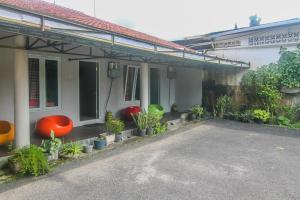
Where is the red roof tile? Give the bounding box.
[0,0,194,52]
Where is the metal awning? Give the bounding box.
[0,5,250,68]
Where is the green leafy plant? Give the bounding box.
[106,119,125,135]
[215,95,234,118]
[189,105,204,119]
[239,110,253,123]
[153,122,168,134]
[278,46,300,88]
[8,145,49,176]
[96,134,106,141]
[132,111,148,130]
[251,109,270,123]
[277,116,291,126]
[147,112,162,128]
[40,130,62,155]
[62,141,83,158]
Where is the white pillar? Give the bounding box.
[140,62,149,112]
[14,36,30,148]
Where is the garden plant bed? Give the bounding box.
[0,115,204,185]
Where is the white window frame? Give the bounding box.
[123,65,140,102]
[28,54,61,111]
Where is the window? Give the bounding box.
[28,58,40,109]
[28,56,60,110]
[45,60,58,107]
[124,65,140,101]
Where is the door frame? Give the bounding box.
[149,66,161,105]
[78,60,100,126]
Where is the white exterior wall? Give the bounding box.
[175,67,203,111]
[0,45,176,134]
[206,24,300,85]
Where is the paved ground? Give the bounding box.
[1,119,300,200]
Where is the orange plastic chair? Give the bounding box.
[0,121,15,145]
[36,115,73,138]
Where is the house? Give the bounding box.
[0,0,248,148]
[175,18,300,105]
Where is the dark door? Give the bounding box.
[150,68,160,104]
[79,61,99,121]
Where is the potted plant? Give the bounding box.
[94,135,107,150]
[251,109,270,124]
[215,95,233,118]
[83,143,93,154]
[109,119,125,142]
[40,130,62,161]
[147,112,162,135]
[61,141,83,158]
[105,119,115,145]
[189,105,204,120]
[132,111,148,136]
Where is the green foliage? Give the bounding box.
[189,105,204,118]
[132,111,148,130]
[106,119,125,135]
[147,112,162,128]
[215,95,234,117]
[153,122,167,134]
[274,104,297,123]
[277,116,291,126]
[278,47,300,88]
[40,130,62,155]
[62,141,83,158]
[257,85,282,113]
[251,109,270,123]
[8,145,49,176]
[291,122,300,129]
[241,64,282,113]
[239,110,253,123]
[97,134,106,141]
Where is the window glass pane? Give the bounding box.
[45,60,58,107]
[28,58,40,109]
[135,69,140,100]
[124,66,135,101]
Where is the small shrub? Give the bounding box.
[215,95,234,118]
[147,112,162,128]
[40,130,62,155]
[153,122,167,134]
[8,145,49,176]
[239,110,253,123]
[251,109,270,123]
[189,105,204,119]
[277,116,291,126]
[62,141,83,158]
[132,111,148,130]
[106,119,125,135]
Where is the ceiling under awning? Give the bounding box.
[0,4,250,69]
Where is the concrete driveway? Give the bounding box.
[1,120,300,200]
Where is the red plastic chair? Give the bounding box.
[36,115,73,138]
[123,106,141,121]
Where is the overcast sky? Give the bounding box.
[44,0,300,40]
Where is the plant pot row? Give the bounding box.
[137,127,153,136]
